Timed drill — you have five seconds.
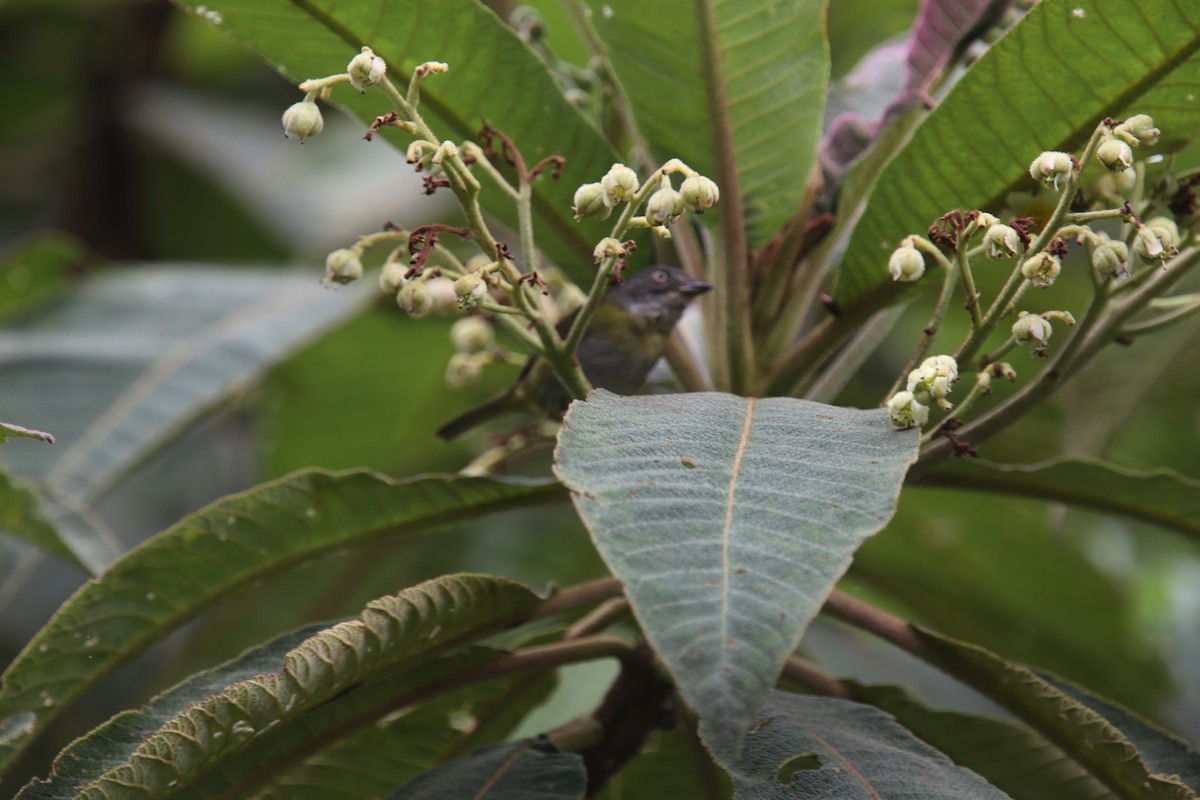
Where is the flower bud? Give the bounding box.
[347,47,387,92]
[378,257,407,295]
[601,163,640,204]
[1114,114,1160,148]
[983,224,1021,259]
[454,273,488,309]
[281,101,324,142]
[974,212,999,230]
[887,391,928,428]
[426,277,460,314]
[323,248,362,285]
[1097,137,1134,172]
[573,182,610,221]
[888,244,925,282]
[907,355,958,410]
[645,185,685,226]
[1146,216,1180,249]
[1091,239,1129,277]
[445,353,483,389]
[450,316,494,354]
[1012,311,1052,350]
[1114,166,1138,195]
[679,174,720,213]
[1020,252,1062,288]
[593,237,627,263]
[398,280,433,318]
[1029,151,1075,190]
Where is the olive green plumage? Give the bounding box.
[436,266,712,440]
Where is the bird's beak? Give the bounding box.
[679,279,714,297]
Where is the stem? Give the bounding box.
[1027,123,1108,256]
[532,576,625,621]
[1117,293,1200,336]
[954,223,983,330]
[566,597,630,639]
[914,245,1200,476]
[957,265,1028,368]
[822,590,929,655]
[664,332,713,392]
[780,656,854,699]
[884,247,958,402]
[805,306,904,404]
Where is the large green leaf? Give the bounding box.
[392,739,585,799]
[171,0,616,280]
[0,470,565,778]
[728,691,1012,798]
[0,234,80,323]
[920,457,1200,544]
[51,575,543,799]
[852,484,1172,714]
[1042,674,1200,792]
[851,682,1111,800]
[0,267,370,503]
[591,0,829,249]
[0,468,89,573]
[252,663,557,799]
[834,0,1200,308]
[914,627,1196,800]
[554,391,918,759]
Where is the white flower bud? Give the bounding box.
[1012,311,1052,350]
[907,355,958,410]
[983,224,1021,259]
[888,245,926,282]
[1091,239,1129,277]
[1146,216,1180,248]
[450,316,494,354]
[593,237,627,263]
[1097,138,1134,172]
[378,258,407,295]
[573,182,610,221]
[601,163,640,204]
[1114,166,1138,195]
[887,391,928,428]
[347,47,387,92]
[1114,114,1160,148]
[679,174,720,213]
[1029,151,1075,190]
[281,101,324,142]
[454,273,488,309]
[645,186,685,226]
[398,281,433,318]
[1020,252,1062,288]
[445,353,483,389]
[323,248,362,285]
[426,277,460,314]
[974,212,999,229]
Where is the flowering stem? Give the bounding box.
[1117,292,1200,336]
[955,223,983,330]
[883,239,957,402]
[1028,123,1107,256]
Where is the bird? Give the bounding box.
[436,266,712,440]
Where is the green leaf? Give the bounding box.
[914,626,1196,800]
[57,575,544,799]
[14,622,333,800]
[920,457,1200,544]
[852,484,1172,714]
[0,267,370,505]
[591,0,829,249]
[0,233,80,323]
[850,682,1111,800]
[834,0,1200,308]
[0,470,565,778]
[728,691,1012,798]
[392,739,585,799]
[597,725,730,800]
[252,664,558,799]
[1041,674,1200,792]
[554,390,918,759]
[171,0,616,280]
[0,468,88,572]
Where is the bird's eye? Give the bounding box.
[652,269,668,284]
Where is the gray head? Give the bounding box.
[607,266,712,333]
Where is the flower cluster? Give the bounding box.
[573,161,719,236]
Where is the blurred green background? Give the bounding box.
[1,0,1197,789]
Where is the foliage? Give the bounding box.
[1,0,1199,797]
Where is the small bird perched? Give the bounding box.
[436,266,712,440]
